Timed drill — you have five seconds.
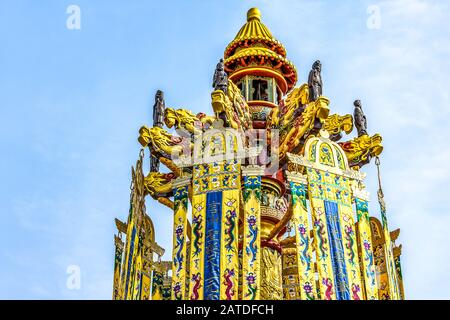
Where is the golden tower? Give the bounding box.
[112,7,404,301]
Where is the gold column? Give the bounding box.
[171,176,191,300]
[241,165,264,300]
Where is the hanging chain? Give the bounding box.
[375,156,386,213]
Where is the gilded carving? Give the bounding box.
[138,126,193,159]
[144,172,175,199]
[164,107,214,135]
[279,96,330,159]
[339,134,383,168]
[260,247,283,300]
[211,79,252,130]
[323,114,353,141]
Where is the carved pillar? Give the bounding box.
[189,160,241,300]
[241,165,264,300]
[189,188,207,300]
[306,167,337,300]
[171,176,191,300]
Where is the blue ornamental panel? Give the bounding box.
[324,201,350,300]
[204,192,222,300]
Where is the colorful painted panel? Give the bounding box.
[171,184,189,300]
[338,202,363,300]
[334,146,346,170]
[307,168,363,300]
[192,160,240,195]
[189,193,206,300]
[191,160,241,301]
[204,192,222,300]
[319,142,335,167]
[327,173,363,300]
[308,140,318,162]
[290,181,316,300]
[355,198,378,300]
[242,175,262,300]
[220,189,240,300]
[322,172,362,300]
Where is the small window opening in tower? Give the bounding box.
[250,77,270,102]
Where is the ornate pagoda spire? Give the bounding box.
[113,6,404,302]
[224,8,297,94]
[223,8,298,128]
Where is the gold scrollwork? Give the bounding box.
[260,247,283,300]
[138,126,192,158]
[339,134,383,168]
[164,107,214,135]
[211,79,252,130]
[143,172,174,199]
[279,96,330,159]
[323,114,353,140]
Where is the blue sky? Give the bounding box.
[0,0,449,299]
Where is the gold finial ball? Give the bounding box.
[247,7,261,21]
